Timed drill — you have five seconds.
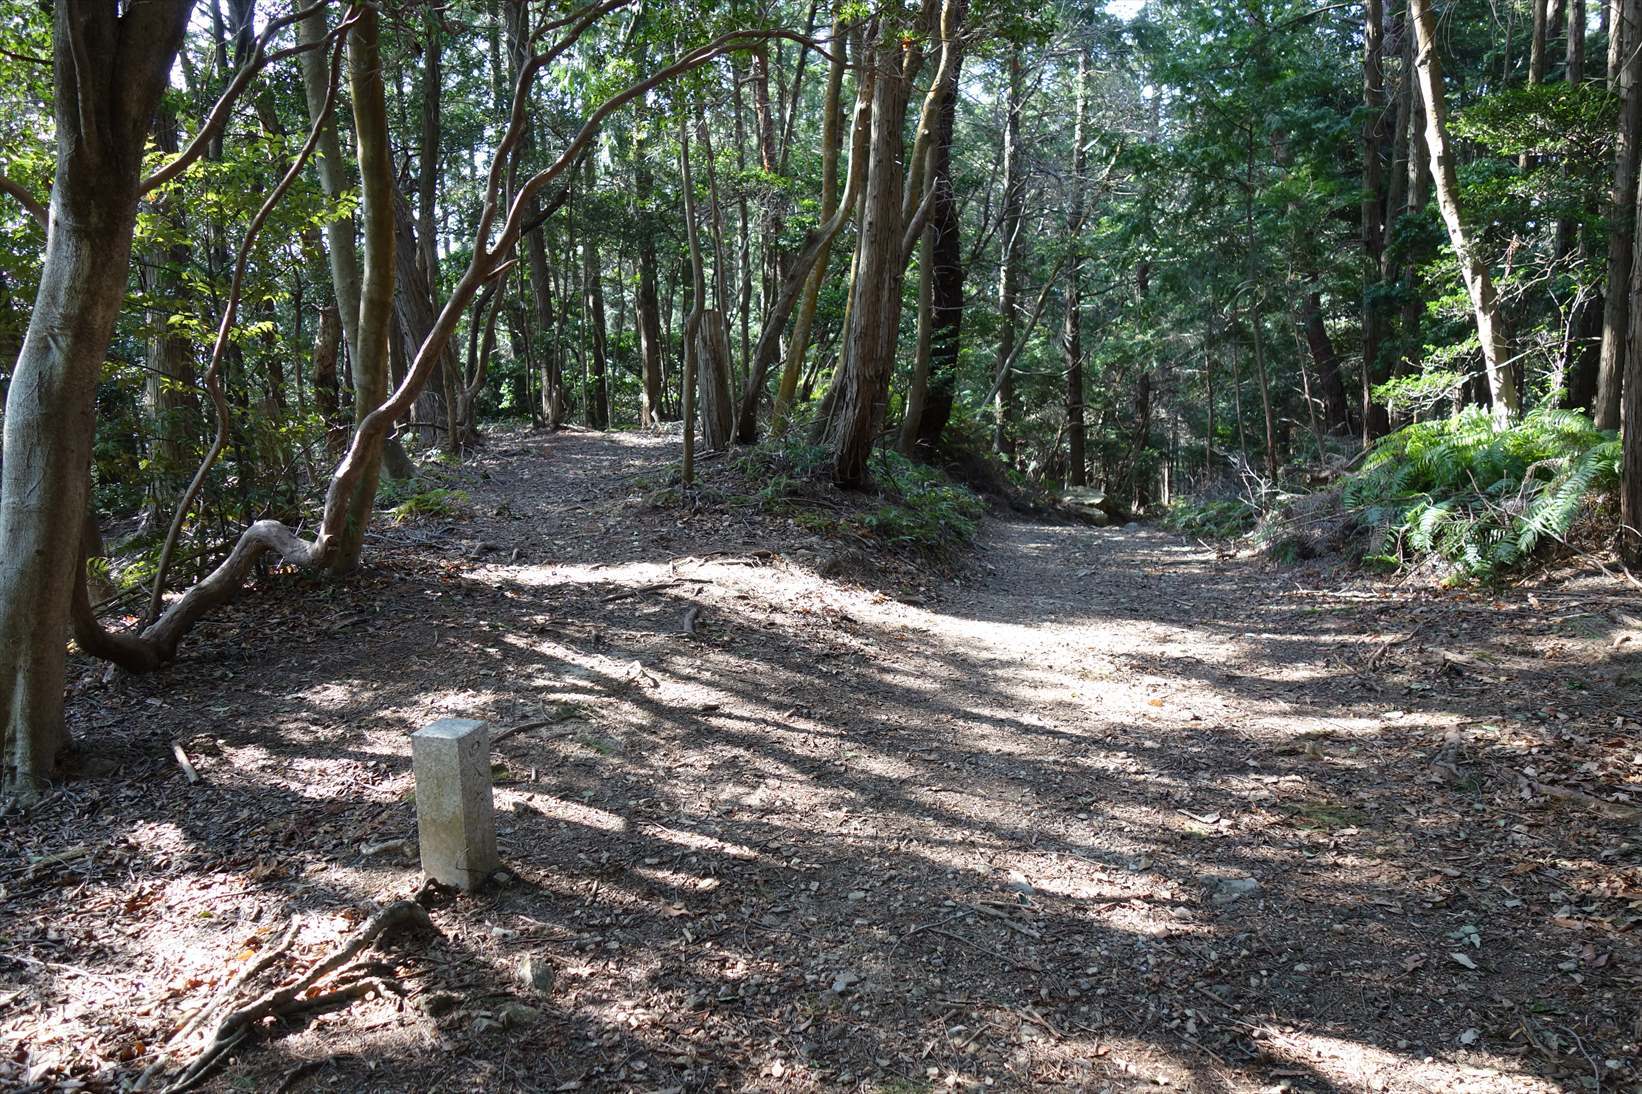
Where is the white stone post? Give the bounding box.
[411,718,499,891]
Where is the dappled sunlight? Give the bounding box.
[9,432,1634,1091]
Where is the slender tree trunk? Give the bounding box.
[772,17,848,433]
[908,7,968,457]
[1062,47,1090,486]
[1362,0,1392,441]
[582,155,610,430]
[331,5,396,572]
[1410,0,1519,422]
[1598,0,1641,427]
[634,150,664,427]
[994,45,1025,458]
[901,228,936,454]
[679,114,702,482]
[298,0,363,374]
[1299,288,1352,432]
[1571,0,1587,80]
[144,105,198,512]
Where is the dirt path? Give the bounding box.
[6,430,1640,1092]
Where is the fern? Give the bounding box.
[1341,406,1619,580]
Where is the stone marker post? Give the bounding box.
[411,719,499,890]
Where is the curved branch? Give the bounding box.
[139,0,338,194]
[0,173,47,230]
[145,8,359,622]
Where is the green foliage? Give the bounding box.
[1162,496,1256,540]
[863,449,987,553]
[1342,407,1620,580]
[385,487,470,523]
[731,435,985,560]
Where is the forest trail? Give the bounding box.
[11,430,1641,1092]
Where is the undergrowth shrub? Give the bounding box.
[730,435,985,558]
[1342,405,1619,580]
[1162,496,1257,539]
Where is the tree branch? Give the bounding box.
[139,0,338,194]
[0,173,47,229]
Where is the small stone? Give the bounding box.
[847,890,867,901]
[500,1003,542,1028]
[520,954,556,994]
[1211,877,1261,905]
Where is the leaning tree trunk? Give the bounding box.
[0,0,192,799]
[1410,0,1519,422]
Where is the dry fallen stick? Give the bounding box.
[171,741,201,784]
[1530,781,1642,822]
[160,900,434,1093]
[600,578,709,603]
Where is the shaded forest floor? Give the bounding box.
[5,429,1642,1093]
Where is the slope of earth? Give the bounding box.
[3,428,1640,1093]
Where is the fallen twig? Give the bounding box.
[1529,780,1642,822]
[601,578,708,603]
[172,741,201,784]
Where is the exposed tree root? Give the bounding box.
[151,900,434,1093]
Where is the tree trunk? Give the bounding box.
[900,229,936,455]
[330,5,396,573]
[1299,288,1352,433]
[634,152,665,427]
[772,17,849,434]
[297,0,364,372]
[1130,372,1153,510]
[679,114,702,482]
[1062,47,1090,486]
[1362,0,1392,442]
[1410,0,1520,422]
[312,304,343,451]
[822,13,928,487]
[582,156,610,430]
[908,10,968,458]
[994,44,1025,458]
[1598,0,1641,428]
[144,104,198,512]
[1,0,191,799]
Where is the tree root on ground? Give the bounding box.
[142,900,434,1093]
